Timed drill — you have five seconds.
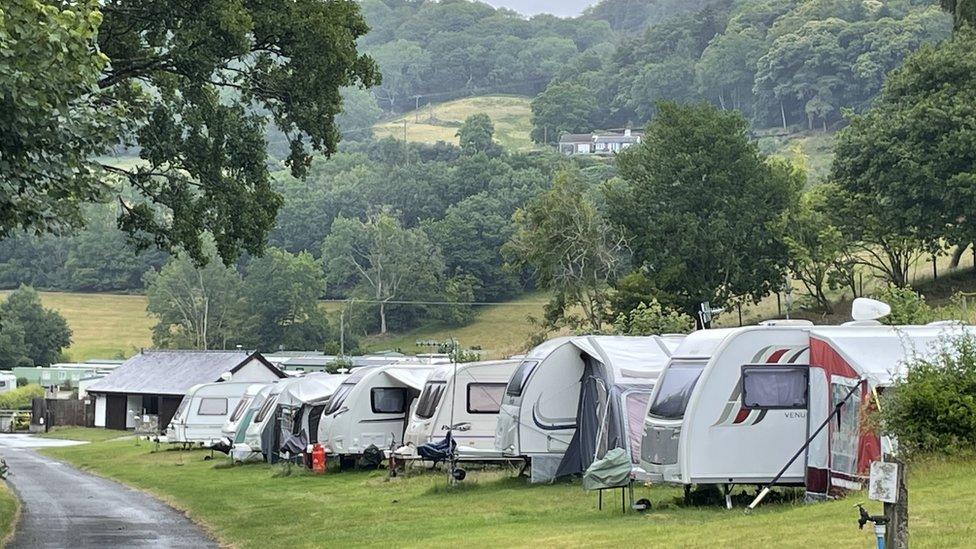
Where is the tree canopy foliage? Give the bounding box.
[505,170,623,332]
[610,102,801,315]
[0,286,71,369]
[1,0,376,266]
[530,0,950,139]
[832,29,976,286]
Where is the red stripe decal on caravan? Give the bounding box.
[767,349,789,363]
[733,409,750,424]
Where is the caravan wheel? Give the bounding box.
[339,455,357,471]
[635,498,652,512]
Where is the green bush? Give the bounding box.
[0,383,44,410]
[613,300,695,336]
[874,285,933,325]
[881,332,976,455]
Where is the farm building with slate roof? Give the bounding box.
[87,350,286,431]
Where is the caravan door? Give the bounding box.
[360,386,411,449]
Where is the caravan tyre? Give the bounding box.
[635,498,652,512]
[339,455,357,471]
[452,468,466,481]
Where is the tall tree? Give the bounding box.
[322,212,445,334]
[784,185,853,313]
[505,170,623,332]
[144,250,242,350]
[456,114,498,155]
[831,30,976,285]
[530,82,598,144]
[0,285,72,367]
[610,102,800,315]
[2,0,377,265]
[237,248,331,351]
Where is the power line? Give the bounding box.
[323,298,547,306]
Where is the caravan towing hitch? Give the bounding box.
[855,503,888,549]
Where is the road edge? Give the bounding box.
[35,446,229,549]
[0,479,21,549]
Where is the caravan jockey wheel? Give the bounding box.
[451,468,466,481]
[635,498,652,512]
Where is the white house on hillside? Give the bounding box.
[558,128,643,156]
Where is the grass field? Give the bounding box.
[360,292,550,358]
[373,95,536,151]
[38,430,976,548]
[0,481,16,548]
[7,292,154,361]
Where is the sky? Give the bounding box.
[481,0,598,17]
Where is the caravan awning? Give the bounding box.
[809,325,976,386]
[384,367,434,390]
[569,335,680,384]
[277,374,343,408]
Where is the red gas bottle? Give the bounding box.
[311,443,327,474]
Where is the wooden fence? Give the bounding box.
[29,398,94,432]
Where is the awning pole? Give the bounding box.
[747,378,865,510]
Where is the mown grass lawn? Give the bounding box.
[0,481,16,547]
[36,426,129,443]
[38,430,976,548]
[0,291,153,361]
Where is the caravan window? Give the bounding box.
[255,395,278,422]
[230,397,252,422]
[467,383,507,414]
[416,382,447,419]
[741,365,808,409]
[324,383,356,415]
[647,362,706,420]
[505,360,539,397]
[371,388,408,414]
[198,397,228,416]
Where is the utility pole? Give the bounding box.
[339,305,345,357]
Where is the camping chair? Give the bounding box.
[583,448,651,513]
[417,431,455,465]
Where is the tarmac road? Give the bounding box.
[1,435,217,548]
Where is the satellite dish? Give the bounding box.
[851,298,891,321]
[220,372,233,382]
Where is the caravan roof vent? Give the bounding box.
[758,319,814,327]
[851,298,891,321]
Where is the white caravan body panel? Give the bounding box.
[220,383,270,443]
[404,360,519,459]
[318,365,436,456]
[166,381,259,446]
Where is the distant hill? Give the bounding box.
[373,95,536,152]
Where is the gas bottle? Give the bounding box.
[311,443,327,474]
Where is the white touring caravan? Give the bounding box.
[403,359,520,460]
[276,373,343,452]
[167,381,261,446]
[640,311,974,504]
[318,364,436,465]
[220,383,269,445]
[495,335,682,482]
[230,381,288,462]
